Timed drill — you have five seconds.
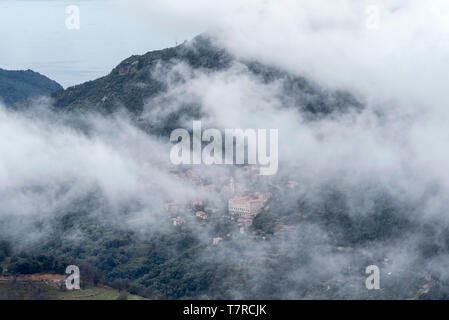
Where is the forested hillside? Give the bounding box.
[0,68,62,105]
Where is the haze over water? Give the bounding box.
[0,0,197,88]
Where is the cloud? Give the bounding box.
[0,100,209,246]
[126,0,449,108]
[3,0,449,298]
[129,0,449,223]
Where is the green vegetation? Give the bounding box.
[8,255,65,275]
[1,182,443,300]
[0,68,62,105]
[0,282,145,300]
[0,35,444,300]
[50,34,361,131]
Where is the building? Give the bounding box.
[220,184,233,195]
[172,217,185,226]
[253,192,272,200]
[213,237,223,245]
[237,217,253,227]
[228,196,265,217]
[237,217,253,234]
[195,211,208,220]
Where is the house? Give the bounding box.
[185,169,198,178]
[220,184,232,195]
[185,169,200,183]
[237,217,253,224]
[169,166,181,174]
[262,192,272,200]
[236,165,259,176]
[172,217,185,226]
[238,217,252,234]
[228,197,264,217]
[213,237,223,245]
[237,217,253,228]
[252,191,271,200]
[195,211,208,220]
[278,225,295,234]
[236,166,251,177]
[191,200,203,209]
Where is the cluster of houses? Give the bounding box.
[168,199,221,227]
[167,165,298,243]
[169,203,221,223]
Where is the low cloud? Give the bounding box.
[2,0,449,299]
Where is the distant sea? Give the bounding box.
[0,0,195,88]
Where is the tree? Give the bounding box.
[112,279,128,292]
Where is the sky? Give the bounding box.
[0,0,200,88]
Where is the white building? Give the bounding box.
[228,196,264,217]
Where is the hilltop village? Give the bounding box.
[166,165,299,243]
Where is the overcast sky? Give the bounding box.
[0,0,200,88]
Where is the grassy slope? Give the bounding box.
[0,282,146,300]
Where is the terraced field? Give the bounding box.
[0,280,145,300]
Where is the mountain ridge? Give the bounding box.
[0,68,62,105]
[50,35,363,126]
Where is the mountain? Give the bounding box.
[51,36,232,116]
[51,35,362,131]
[2,35,446,301]
[0,68,62,105]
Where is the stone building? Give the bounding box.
[228,196,265,217]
